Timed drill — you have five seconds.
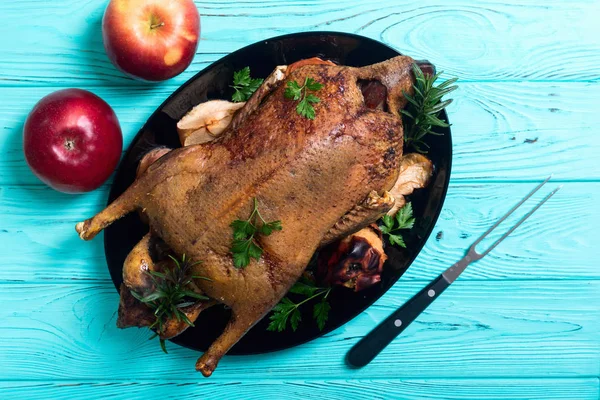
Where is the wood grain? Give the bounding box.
[2,82,600,186]
[0,281,598,380]
[0,182,596,283]
[1,378,598,400]
[448,82,600,181]
[0,0,598,86]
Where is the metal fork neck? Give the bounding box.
[442,253,474,284]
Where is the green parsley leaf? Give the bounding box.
[232,250,250,269]
[378,202,414,248]
[305,78,323,91]
[288,281,319,296]
[233,230,248,241]
[230,198,282,268]
[289,308,302,331]
[296,98,316,120]
[313,299,331,331]
[247,241,263,261]
[233,67,251,86]
[259,220,283,236]
[231,90,245,103]
[284,76,323,119]
[305,93,321,104]
[231,238,251,254]
[246,78,263,94]
[284,80,302,100]
[381,214,394,230]
[267,298,295,332]
[231,66,264,102]
[230,219,256,240]
[267,280,331,332]
[395,202,415,230]
[388,233,406,248]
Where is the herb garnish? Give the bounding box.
[284,77,323,119]
[379,202,415,248]
[401,64,458,153]
[230,198,282,268]
[268,278,331,332]
[131,254,209,353]
[231,66,263,102]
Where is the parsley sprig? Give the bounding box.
[284,77,323,119]
[379,202,415,248]
[230,198,282,268]
[401,64,458,153]
[231,66,263,102]
[268,279,331,332]
[131,254,210,353]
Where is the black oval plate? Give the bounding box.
[105,32,452,355]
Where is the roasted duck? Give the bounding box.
[76,55,426,376]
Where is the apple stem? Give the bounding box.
[150,22,165,30]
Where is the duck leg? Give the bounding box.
[75,182,142,240]
[195,306,267,377]
[119,232,217,337]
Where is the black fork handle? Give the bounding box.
[346,274,450,368]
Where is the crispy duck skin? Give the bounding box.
[76,55,415,377]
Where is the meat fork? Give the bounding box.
[346,176,561,368]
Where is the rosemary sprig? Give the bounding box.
[131,254,209,353]
[401,64,458,153]
[379,202,415,248]
[284,77,323,119]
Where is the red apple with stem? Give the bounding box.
[102,0,200,81]
[23,89,123,193]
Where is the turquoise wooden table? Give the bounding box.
[1,1,599,398]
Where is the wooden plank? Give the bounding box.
[2,82,599,186]
[0,281,598,380]
[448,82,600,181]
[2,0,598,396]
[0,182,597,283]
[0,0,599,86]
[0,378,598,400]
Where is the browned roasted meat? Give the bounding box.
[317,224,387,291]
[75,55,415,377]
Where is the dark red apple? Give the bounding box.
[23,89,123,193]
[102,0,200,81]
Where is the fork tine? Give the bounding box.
[478,185,562,257]
[470,175,552,251]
